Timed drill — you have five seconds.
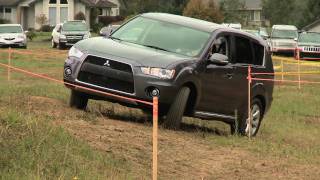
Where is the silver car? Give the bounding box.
[0,24,27,48]
[270,25,298,55]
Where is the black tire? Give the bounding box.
[163,87,190,130]
[58,42,65,50]
[232,98,263,136]
[51,38,57,48]
[69,90,88,110]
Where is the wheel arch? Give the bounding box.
[181,81,198,116]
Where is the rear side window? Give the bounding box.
[253,42,264,65]
[234,36,253,64]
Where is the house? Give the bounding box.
[303,19,320,33]
[240,0,268,27]
[0,0,122,30]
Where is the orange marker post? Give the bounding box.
[8,47,11,81]
[247,66,252,139]
[281,59,284,81]
[152,96,158,180]
[297,50,301,89]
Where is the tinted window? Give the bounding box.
[235,36,253,64]
[253,42,264,65]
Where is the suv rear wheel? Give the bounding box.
[163,87,190,130]
[69,90,88,110]
[232,98,263,136]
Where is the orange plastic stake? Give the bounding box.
[8,47,11,81]
[297,51,301,89]
[152,96,158,180]
[247,66,252,139]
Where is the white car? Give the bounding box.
[0,24,27,48]
[51,20,91,49]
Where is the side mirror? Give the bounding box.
[294,38,298,41]
[208,53,229,66]
[24,31,29,34]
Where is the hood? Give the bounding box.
[62,31,88,35]
[0,33,24,38]
[298,42,320,47]
[271,38,296,44]
[76,37,192,68]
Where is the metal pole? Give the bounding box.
[247,66,252,139]
[152,96,158,180]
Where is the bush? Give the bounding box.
[0,18,10,24]
[98,16,125,26]
[75,11,86,21]
[40,25,54,32]
[26,30,36,41]
[91,23,104,33]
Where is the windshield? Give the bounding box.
[299,33,320,44]
[111,17,211,57]
[271,29,298,39]
[0,26,23,33]
[63,22,87,31]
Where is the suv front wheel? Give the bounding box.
[163,86,190,130]
[69,90,88,110]
[51,38,57,48]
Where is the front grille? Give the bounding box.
[66,35,83,40]
[77,55,134,94]
[300,52,320,59]
[4,38,15,41]
[303,46,320,52]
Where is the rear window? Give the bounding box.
[253,42,264,65]
[235,36,253,64]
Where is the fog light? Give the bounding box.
[151,88,160,97]
[64,67,72,77]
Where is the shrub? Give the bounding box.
[74,11,86,21]
[36,14,48,28]
[40,25,53,32]
[26,30,36,41]
[98,16,125,26]
[0,18,10,24]
[91,23,104,33]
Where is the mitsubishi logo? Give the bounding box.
[103,60,110,67]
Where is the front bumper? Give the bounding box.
[0,39,26,47]
[297,50,320,60]
[60,38,84,46]
[63,57,179,107]
[272,47,295,53]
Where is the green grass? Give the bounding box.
[0,33,320,178]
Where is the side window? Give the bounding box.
[211,36,231,60]
[253,42,265,65]
[235,36,253,64]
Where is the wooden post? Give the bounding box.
[8,47,11,81]
[281,59,284,81]
[247,66,252,139]
[152,96,158,180]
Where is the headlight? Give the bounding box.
[141,67,175,79]
[18,35,25,39]
[68,46,84,59]
[83,33,91,39]
[60,34,66,39]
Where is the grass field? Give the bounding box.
[0,34,319,179]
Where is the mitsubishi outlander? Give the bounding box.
[64,13,274,136]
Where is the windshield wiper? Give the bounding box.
[109,36,123,41]
[143,45,170,52]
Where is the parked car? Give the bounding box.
[270,25,298,55]
[0,24,27,48]
[64,13,274,136]
[52,20,91,49]
[259,27,269,40]
[99,25,121,36]
[243,29,260,37]
[222,23,242,30]
[295,32,320,60]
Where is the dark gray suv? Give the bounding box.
[64,13,274,136]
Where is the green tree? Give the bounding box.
[219,0,246,23]
[183,0,223,23]
[299,0,320,27]
[262,0,296,25]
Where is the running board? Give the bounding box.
[194,111,235,122]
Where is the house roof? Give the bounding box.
[303,19,320,31]
[243,0,262,10]
[80,0,117,8]
[0,0,21,6]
